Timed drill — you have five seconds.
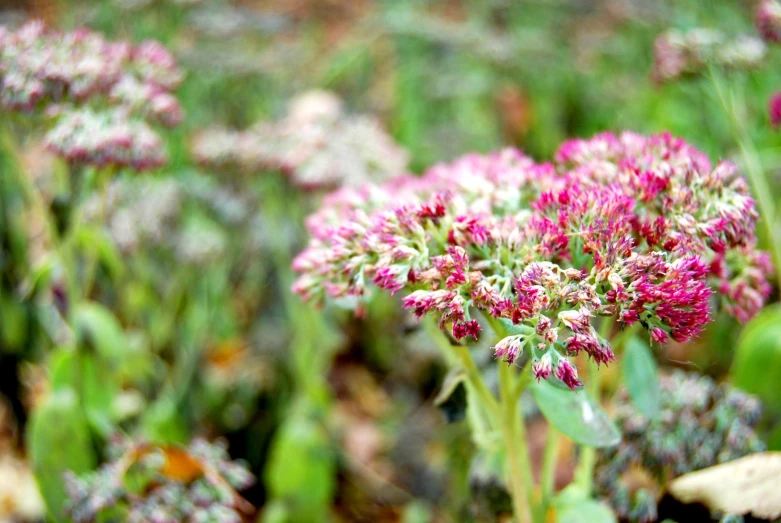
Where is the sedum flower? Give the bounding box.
[192,90,408,188]
[769,91,781,128]
[0,20,184,170]
[65,436,254,523]
[652,29,766,83]
[292,132,772,389]
[45,107,167,170]
[0,20,183,115]
[756,0,781,43]
[595,370,764,523]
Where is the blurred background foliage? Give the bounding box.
[1,0,781,521]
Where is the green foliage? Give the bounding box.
[265,410,336,522]
[731,304,781,412]
[72,302,129,363]
[27,389,97,520]
[531,380,620,448]
[621,337,660,418]
[554,486,617,523]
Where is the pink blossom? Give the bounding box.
[770,92,781,128]
[757,0,781,43]
[494,335,524,364]
[555,359,582,389]
[293,132,772,390]
[532,352,553,381]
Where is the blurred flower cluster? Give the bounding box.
[652,28,766,83]
[0,20,183,170]
[193,90,409,188]
[595,370,764,522]
[293,132,772,389]
[83,176,233,266]
[65,436,254,523]
[756,0,781,43]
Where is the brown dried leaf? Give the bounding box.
[159,447,205,483]
[669,452,781,520]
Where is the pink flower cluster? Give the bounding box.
[192,90,408,188]
[652,29,765,83]
[45,108,168,171]
[293,132,773,389]
[756,0,781,43]
[0,21,184,170]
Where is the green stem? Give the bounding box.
[710,69,781,290]
[81,169,111,300]
[574,317,613,494]
[422,319,500,426]
[540,424,559,517]
[499,363,535,523]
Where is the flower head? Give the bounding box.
[0,21,183,170]
[45,107,167,170]
[293,132,772,389]
[770,91,781,128]
[651,29,765,83]
[193,90,409,188]
[66,436,253,523]
[757,0,781,43]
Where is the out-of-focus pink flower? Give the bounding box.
[769,92,781,128]
[757,0,781,42]
[0,21,184,170]
[651,29,765,83]
[192,90,409,189]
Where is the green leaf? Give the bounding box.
[531,379,620,448]
[621,336,660,418]
[141,397,190,445]
[27,389,97,520]
[265,411,335,520]
[48,347,119,437]
[402,500,433,523]
[0,292,28,350]
[731,304,781,412]
[433,368,467,423]
[76,226,125,281]
[498,318,534,337]
[553,485,616,523]
[556,498,616,523]
[72,302,128,363]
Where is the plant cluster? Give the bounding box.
[192,90,409,188]
[293,131,772,389]
[595,370,765,522]
[0,20,183,169]
[652,29,766,83]
[64,437,254,523]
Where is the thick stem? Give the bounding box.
[499,363,535,523]
[540,424,559,516]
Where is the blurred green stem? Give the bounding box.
[81,168,112,300]
[710,69,781,290]
[574,316,612,494]
[498,362,536,523]
[540,424,559,517]
[487,315,538,523]
[422,319,500,428]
